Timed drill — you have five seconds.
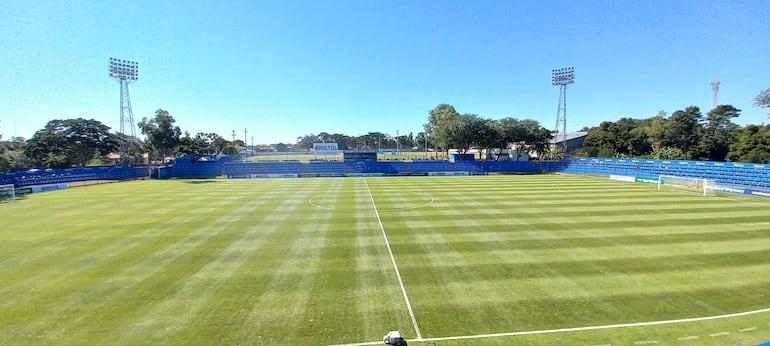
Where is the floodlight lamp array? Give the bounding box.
[109,57,139,80]
[551,67,574,85]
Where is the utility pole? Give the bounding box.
[396,129,400,154]
[709,80,720,110]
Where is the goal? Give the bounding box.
[657,175,714,196]
[0,184,16,203]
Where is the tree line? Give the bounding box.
[0,109,237,171]
[574,86,769,162]
[1,86,769,172]
[0,103,554,172]
[292,103,554,159]
[576,104,770,162]
[422,104,552,159]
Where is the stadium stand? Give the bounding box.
[0,166,149,188]
[562,157,770,188]
[3,155,769,190]
[159,155,226,178]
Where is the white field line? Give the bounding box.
[363,178,422,340]
[331,306,770,346]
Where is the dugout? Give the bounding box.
[449,153,475,163]
[158,155,225,179]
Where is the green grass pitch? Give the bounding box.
[2,174,770,345]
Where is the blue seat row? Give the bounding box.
[565,158,770,188]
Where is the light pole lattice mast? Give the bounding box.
[709,80,720,110]
[552,67,574,154]
[109,58,139,163]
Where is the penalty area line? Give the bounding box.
[331,306,770,346]
[363,178,422,340]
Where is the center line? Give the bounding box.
[363,178,422,340]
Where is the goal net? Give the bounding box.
[657,175,714,196]
[0,184,16,203]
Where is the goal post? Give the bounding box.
[657,175,714,196]
[0,184,16,203]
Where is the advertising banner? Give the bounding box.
[610,175,635,182]
[749,189,770,198]
[634,177,660,184]
[31,183,69,193]
[313,143,338,155]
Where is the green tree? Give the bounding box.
[583,119,644,156]
[645,111,668,153]
[207,133,229,154]
[405,132,415,149]
[114,133,145,165]
[653,146,685,160]
[663,106,704,159]
[325,133,352,150]
[221,147,236,156]
[425,104,461,152]
[727,124,770,163]
[470,118,499,158]
[529,126,553,159]
[414,132,428,150]
[627,126,652,156]
[178,132,227,156]
[449,113,488,153]
[138,109,182,162]
[25,118,118,168]
[273,143,290,152]
[295,132,351,150]
[178,133,208,156]
[515,119,549,158]
[340,132,386,150]
[494,117,522,147]
[754,87,770,117]
[0,137,28,172]
[295,134,316,150]
[701,105,740,161]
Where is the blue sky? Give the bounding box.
[1,0,768,145]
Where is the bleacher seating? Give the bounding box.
[1,166,149,188]
[3,156,769,190]
[563,158,770,188]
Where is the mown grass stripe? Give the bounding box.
[108,182,290,343]
[0,185,237,314]
[40,185,260,341]
[238,179,336,344]
[2,175,770,345]
[363,178,422,340]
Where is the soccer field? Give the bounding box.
[2,175,770,345]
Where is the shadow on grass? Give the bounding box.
[182,180,221,184]
[1,194,28,203]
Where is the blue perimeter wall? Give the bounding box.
[3,156,770,189]
[1,166,149,188]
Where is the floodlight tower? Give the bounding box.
[109,58,139,162]
[552,67,575,153]
[709,80,720,110]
